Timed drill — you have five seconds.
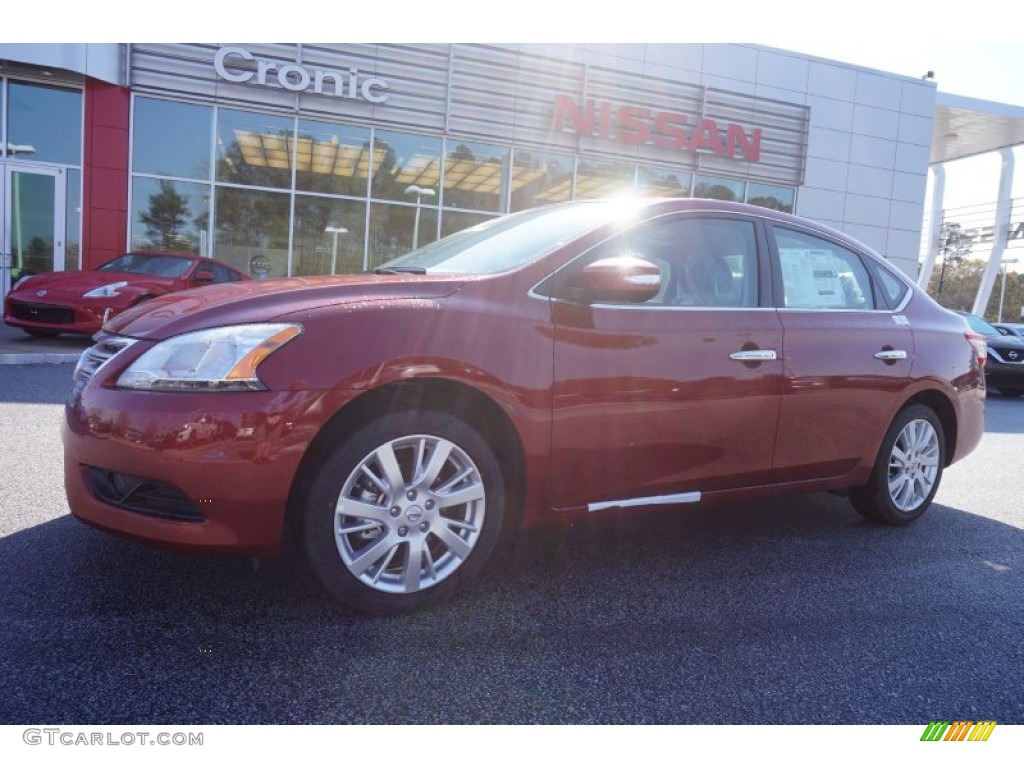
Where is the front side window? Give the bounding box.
[555,216,760,308]
[774,227,875,310]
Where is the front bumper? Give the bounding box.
[63,369,347,555]
[5,296,110,335]
[984,356,1024,390]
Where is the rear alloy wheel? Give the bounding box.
[850,404,945,525]
[302,411,504,615]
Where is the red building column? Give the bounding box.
[81,80,130,270]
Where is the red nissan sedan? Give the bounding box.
[4,251,248,337]
[63,199,987,615]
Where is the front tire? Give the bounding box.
[850,404,945,526]
[301,410,505,615]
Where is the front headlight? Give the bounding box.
[116,324,302,391]
[83,281,128,298]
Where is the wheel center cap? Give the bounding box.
[406,506,424,524]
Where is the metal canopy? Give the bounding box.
[930,92,1024,164]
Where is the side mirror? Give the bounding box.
[996,327,1010,336]
[193,269,215,284]
[578,255,662,304]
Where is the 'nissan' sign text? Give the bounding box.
[553,94,762,162]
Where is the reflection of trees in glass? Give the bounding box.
[747,195,792,213]
[368,203,439,267]
[293,197,366,276]
[217,127,292,189]
[213,187,290,277]
[296,137,373,197]
[215,188,289,249]
[694,183,739,201]
[511,151,572,210]
[444,143,506,212]
[370,132,442,203]
[139,180,189,249]
[22,236,54,274]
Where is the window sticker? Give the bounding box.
[779,248,847,308]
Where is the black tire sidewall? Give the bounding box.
[301,410,505,615]
[854,404,945,525]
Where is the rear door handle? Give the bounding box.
[873,350,907,360]
[729,350,778,362]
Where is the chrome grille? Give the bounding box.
[72,336,137,387]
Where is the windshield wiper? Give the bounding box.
[372,266,428,275]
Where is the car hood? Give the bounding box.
[13,270,178,296]
[103,273,466,340]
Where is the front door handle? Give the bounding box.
[729,349,778,362]
[873,350,908,361]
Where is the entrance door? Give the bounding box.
[1,164,66,301]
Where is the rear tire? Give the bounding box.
[850,404,945,526]
[301,410,505,615]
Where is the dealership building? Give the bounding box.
[2,42,1022,308]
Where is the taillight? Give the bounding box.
[965,331,988,366]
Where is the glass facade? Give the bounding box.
[128,97,797,279]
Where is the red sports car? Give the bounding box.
[4,252,248,338]
[63,199,987,616]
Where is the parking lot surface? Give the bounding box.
[1,363,1021,724]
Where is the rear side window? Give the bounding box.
[774,227,875,310]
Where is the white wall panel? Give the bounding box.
[852,104,900,140]
[847,164,894,197]
[804,158,849,192]
[849,134,897,169]
[755,50,809,92]
[807,96,854,131]
[807,61,857,102]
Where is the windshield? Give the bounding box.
[377,202,620,275]
[98,254,194,278]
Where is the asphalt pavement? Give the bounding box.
[0,363,1022,725]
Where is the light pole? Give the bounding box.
[998,257,1019,323]
[404,185,436,250]
[324,226,348,275]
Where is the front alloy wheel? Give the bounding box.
[303,411,504,615]
[850,404,945,525]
